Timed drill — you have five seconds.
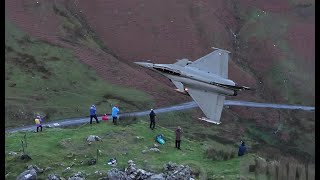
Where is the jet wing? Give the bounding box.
[189,49,229,78]
[171,79,184,91]
[187,87,225,124]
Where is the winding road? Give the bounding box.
[6,100,314,133]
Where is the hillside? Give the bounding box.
[5,0,314,170]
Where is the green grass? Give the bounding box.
[5,19,153,128]
[239,7,289,43]
[5,118,256,179]
[237,6,314,106]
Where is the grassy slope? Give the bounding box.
[234,5,314,163]
[239,6,314,105]
[5,116,256,180]
[5,19,153,128]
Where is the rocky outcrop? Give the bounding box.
[16,169,37,180]
[68,172,85,180]
[107,168,130,180]
[27,165,43,174]
[48,174,62,180]
[106,160,193,180]
[163,162,193,180]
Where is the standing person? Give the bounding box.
[149,109,156,130]
[89,105,99,124]
[35,115,43,132]
[112,105,120,125]
[175,126,183,150]
[238,141,247,156]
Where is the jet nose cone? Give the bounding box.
[134,62,153,68]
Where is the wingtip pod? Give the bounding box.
[198,117,221,125]
[211,47,231,54]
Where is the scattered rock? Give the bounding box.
[149,173,165,180]
[27,165,43,173]
[8,151,18,156]
[16,169,37,180]
[153,143,159,148]
[136,136,144,139]
[164,162,193,180]
[48,174,61,180]
[45,167,52,171]
[87,158,96,165]
[20,154,32,161]
[142,148,161,153]
[66,153,74,158]
[68,172,85,180]
[86,135,102,142]
[94,171,104,176]
[149,148,160,153]
[106,160,193,180]
[63,167,71,172]
[107,168,129,180]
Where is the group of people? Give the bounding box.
[89,104,120,125]
[149,109,183,150]
[34,105,246,155]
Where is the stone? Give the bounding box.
[149,148,160,152]
[107,168,130,180]
[16,169,37,180]
[48,174,61,180]
[27,165,43,173]
[87,158,96,165]
[63,167,71,172]
[149,173,165,180]
[8,151,18,156]
[44,167,52,171]
[68,172,85,180]
[87,135,102,142]
[20,154,32,161]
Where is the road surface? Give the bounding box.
[6,100,314,133]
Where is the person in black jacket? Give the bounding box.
[149,109,156,130]
[238,141,247,156]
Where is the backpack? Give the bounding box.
[102,115,108,121]
[155,134,165,144]
[35,118,40,125]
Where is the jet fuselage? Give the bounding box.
[135,62,238,96]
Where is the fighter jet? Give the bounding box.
[135,47,251,124]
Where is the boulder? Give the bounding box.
[149,173,165,180]
[107,168,130,180]
[86,135,102,142]
[27,165,43,173]
[164,163,193,180]
[20,154,32,161]
[87,158,96,166]
[16,169,37,180]
[8,151,18,156]
[68,172,85,180]
[48,174,61,180]
[149,148,160,153]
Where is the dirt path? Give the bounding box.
[6,100,314,133]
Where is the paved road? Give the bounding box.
[6,100,314,133]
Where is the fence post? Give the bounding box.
[24,133,27,148]
[96,149,99,163]
[21,140,25,154]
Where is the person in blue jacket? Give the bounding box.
[238,141,247,156]
[112,105,120,125]
[89,105,99,124]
